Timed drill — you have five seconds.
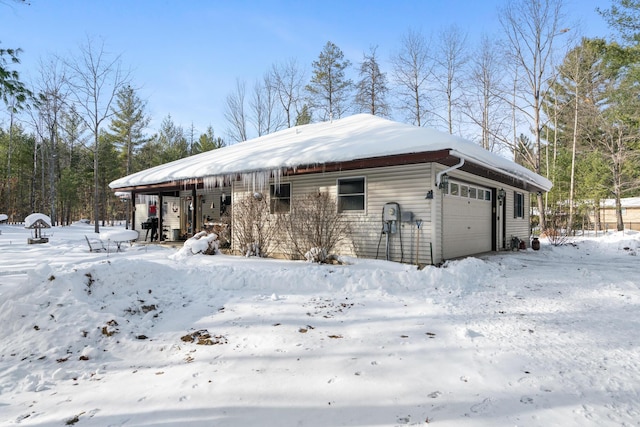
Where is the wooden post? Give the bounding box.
[191,186,197,235]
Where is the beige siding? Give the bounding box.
[499,188,530,248]
[597,207,640,231]
[231,164,435,264]
[228,162,535,263]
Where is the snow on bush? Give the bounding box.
[174,231,219,257]
[305,247,327,263]
[245,242,262,257]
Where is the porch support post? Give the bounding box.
[191,186,197,235]
[131,191,137,231]
[158,192,164,241]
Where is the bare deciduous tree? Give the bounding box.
[462,35,509,151]
[271,58,306,128]
[251,72,285,136]
[224,78,248,143]
[391,28,433,126]
[65,36,129,233]
[499,0,568,230]
[32,57,67,225]
[432,25,468,134]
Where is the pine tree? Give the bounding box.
[598,0,640,42]
[192,126,225,154]
[295,104,312,126]
[155,115,188,163]
[107,85,149,175]
[0,44,31,109]
[354,46,390,117]
[306,41,353,121]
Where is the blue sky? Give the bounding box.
[3,0,612,140]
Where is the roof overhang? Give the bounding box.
[115,149,548,195]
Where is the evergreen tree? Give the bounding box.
[108,85,149,175]
[354,46,390,117]
[155,114,188,164]
[0,44,31,109]
[295,104,312,126]
[545,37,640,231]
[598,0,640,42]
[306,41,353,121]
[192,126,225,154]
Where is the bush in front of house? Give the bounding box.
[283,192,351,262]
[175,231,220,256]
[233,193,278,257]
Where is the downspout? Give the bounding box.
[436,158,465,188]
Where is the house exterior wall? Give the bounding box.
[597,205,640,231]
[504,189,531,248]
[230,163,436,264]
[227,161,535,264]
[434,165,532,257]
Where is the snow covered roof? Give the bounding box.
[24,213,52,228]
[109,114,552,192]
[601,197,640,208]
[0,214,7,222]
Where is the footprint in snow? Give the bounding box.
[466,329,484,339]
[470,397,492,413]
[520,396,534,404]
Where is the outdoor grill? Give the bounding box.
[141,217,159,241]
[141,217,158,229]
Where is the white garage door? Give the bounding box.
[443,182,492,259]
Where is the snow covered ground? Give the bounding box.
[0,222,639,426]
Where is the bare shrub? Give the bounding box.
[232,193,278,257]
[542,212,571,246]
[283,192,351,261]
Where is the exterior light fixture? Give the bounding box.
[438,173,449,191]
[498,188,506,200]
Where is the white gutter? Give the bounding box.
[435,158,465,187]
[449,149,553,192]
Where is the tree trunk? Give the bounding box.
[568,83,579,233]
[94,130,100,233]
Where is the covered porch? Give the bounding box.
[120,181,231,245]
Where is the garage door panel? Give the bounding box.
[443,186,492,259]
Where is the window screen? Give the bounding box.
[270,183,291,214]
[514,191,524,218]
[337,177,365,212]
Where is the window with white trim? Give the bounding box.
[514,191,524,218]
[270,183,291,214]
[337,177,365,212]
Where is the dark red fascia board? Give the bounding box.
[115,149,544,194]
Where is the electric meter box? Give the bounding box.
[383,203,399,221]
